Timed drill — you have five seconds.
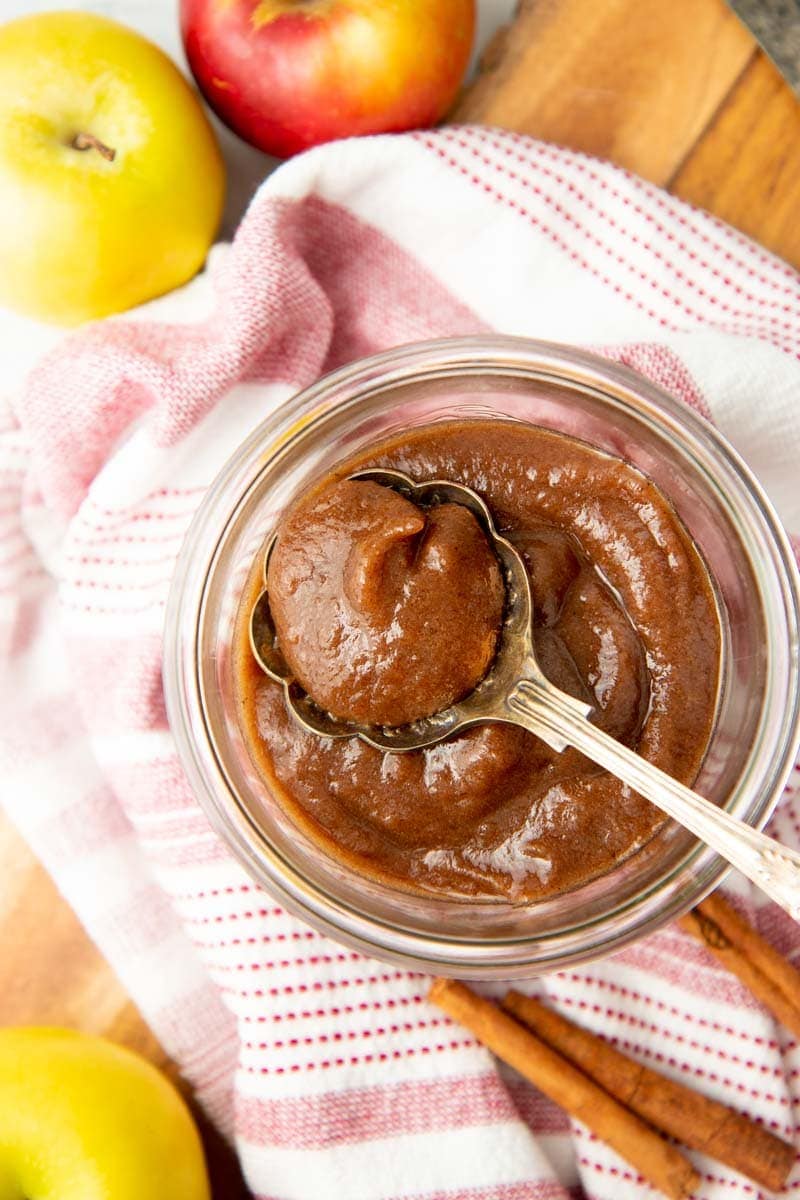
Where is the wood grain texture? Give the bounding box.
[453,0,755,185]
[456,0,800,267]
[671,52,800,267]
[0,814,250,1199]
[3,1,800,1196]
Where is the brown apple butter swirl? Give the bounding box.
[233,420,720,900]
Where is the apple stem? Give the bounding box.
[70,132,117,162]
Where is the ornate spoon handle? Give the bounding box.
[505,675,800,921]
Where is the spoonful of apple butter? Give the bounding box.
[250,468,800,921]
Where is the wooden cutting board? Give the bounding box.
[455,0,800,267]
[2,0,798,1194]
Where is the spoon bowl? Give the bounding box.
[249,467,591,751]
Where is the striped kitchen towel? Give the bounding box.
[1,127,799,1200]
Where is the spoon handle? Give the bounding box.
[507,677,800,921]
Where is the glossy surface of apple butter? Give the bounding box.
[267,479,505,727]
[233,420,721,900]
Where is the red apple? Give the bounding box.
[180,0,476,159]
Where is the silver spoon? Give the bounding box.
[251,468,800,920]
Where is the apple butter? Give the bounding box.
[233,420,721,900]
[266,478,505,727]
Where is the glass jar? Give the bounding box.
[163,336,800,977]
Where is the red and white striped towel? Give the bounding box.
[2,127,800,1200]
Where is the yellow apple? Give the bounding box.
[0,11,225,326]
[0,1027,210,1200]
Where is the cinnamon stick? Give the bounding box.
[428,978,699,1200]
[503,990,795,1193]
[680,893,800,1041]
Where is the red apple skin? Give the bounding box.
[180,0,475,158]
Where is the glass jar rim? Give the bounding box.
[163,335,800,976]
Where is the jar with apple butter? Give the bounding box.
[233,419,721,902]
